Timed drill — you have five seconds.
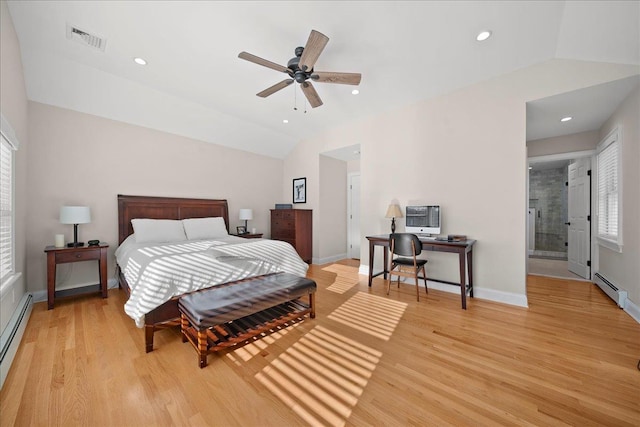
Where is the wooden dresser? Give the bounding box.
[270,209,312,263]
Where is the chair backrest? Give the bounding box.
[389,233,423,257]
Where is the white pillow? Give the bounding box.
[182,217,229,240]
[131,219,187,243]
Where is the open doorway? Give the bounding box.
[528,154,592,281]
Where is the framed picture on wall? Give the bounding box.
[293,177,306,204]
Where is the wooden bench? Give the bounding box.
[178,272,316,368]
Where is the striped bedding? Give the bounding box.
[115,235,309,327]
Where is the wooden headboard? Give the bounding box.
[117,195,229,244]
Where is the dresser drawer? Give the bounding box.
[56,249,100,263]
[271,210,295,220]
[272,219,295,230]
[272,226,295,238]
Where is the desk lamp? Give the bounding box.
[385,204,403,233]
[239,209,253,233]
[60,206,91,247]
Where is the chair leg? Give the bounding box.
[422,266,428,293]
[415,270,420,302]
[386,275,391,295]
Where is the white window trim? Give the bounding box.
[595,126,623,253]
[0,114,19,293]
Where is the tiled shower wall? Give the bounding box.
[529,167,568,255]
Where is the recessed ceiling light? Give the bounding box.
[134,57,147,65]
[476,31,492,41]
[282,119,289,124]
[352,89,359,95]
[560,116,572,122]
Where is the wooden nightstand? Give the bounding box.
[44,243,109,309]
[233,233,263,239]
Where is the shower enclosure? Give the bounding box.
[528,164,568,259]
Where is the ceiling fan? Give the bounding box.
[238,30,362,108]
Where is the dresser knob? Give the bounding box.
[76,254,81,258]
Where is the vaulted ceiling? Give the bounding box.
[7,1,640,158]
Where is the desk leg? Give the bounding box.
[383,247,388,280]
[368,240,374,287]
[47,252,56,310]
[467,248,474,298]
[459,252,467,310]
[99,248,108,298]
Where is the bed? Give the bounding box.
[115,194,309,352]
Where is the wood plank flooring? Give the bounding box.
[1,260,639,426]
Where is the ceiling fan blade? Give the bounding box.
[257,79,294,98]
[299,30,329,72]
[311,72,362,85]
[238,51,289,73]
[301,82,323,108]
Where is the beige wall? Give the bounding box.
[26,102,283,293]
[284,59,638,305]
[318,155,347,262]
[527,130,600,158]
[597,85,640,305]
[0,0,29,334]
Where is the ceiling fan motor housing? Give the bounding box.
[287,47,313,83]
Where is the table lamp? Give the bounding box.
[60,206,91,247]
[239,208,253,233]
[385,204,403,233]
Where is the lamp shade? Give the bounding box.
[60,206,91,224]
[239,209,253,221]
[385,204,403,219]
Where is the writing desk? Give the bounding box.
[366,235,476,309]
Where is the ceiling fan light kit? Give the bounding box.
[239,29,362,108]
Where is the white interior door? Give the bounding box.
[567,158,591,278]
[347,173,361,259]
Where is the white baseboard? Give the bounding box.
[624,297,640,324]
[31,278,119,303]
[356,265,528,307]
[313,253,348,265]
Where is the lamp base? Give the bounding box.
[67,242,85,248]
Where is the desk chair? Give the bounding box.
[388,233,428,301]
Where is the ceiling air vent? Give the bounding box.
[66,24,106,52]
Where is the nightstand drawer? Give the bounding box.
[56,249,100,263]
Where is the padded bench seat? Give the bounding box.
[178,272,316,368]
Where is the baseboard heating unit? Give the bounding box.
[0,293,33,389]
[594,273,627,309]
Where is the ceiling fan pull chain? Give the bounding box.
[293,83,298,111]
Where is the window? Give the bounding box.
[596,127,622,252]
[0,114,19,288]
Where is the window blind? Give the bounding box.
[597,137,619,241]
[0,135,13,283]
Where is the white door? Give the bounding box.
[567,158,591,278]
[347,173,361,259]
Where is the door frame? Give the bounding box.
[528,149,596,280]
[347,172,361,259]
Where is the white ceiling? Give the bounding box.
[7,1,640,159]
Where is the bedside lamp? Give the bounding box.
[60,206,91,247]
[385,204,403,233]
[239,208,253,233]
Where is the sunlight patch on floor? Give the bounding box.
[328,292,407,341]
[255,325,382,427]
[322,264,360,294]
[225,323,302,364]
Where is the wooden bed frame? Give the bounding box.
[116,194,231,353]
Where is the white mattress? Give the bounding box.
[115,235,309,327]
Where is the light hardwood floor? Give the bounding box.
[1,260,639,426]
